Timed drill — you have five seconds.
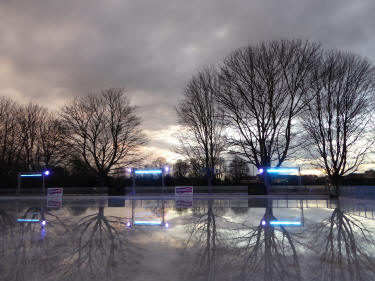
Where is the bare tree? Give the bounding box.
[0,97,23,177]
[173,159,190,178]
[176,67,227,188]
[217,39,320,168]
[301,51,375,194]
[0,97,68,182]
[17,103,47,171]
[61,88,148,185]
[228,155,249,184]
[146,156,168,168]
[38,113,68,168]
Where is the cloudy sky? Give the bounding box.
[1,0,375,162]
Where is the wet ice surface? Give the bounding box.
[1,197,375,281]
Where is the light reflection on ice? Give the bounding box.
[0,197,374,281]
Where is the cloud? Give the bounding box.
[1,0,375,162]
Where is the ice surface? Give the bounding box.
[0,197,374,281]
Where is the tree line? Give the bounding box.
[176,38,375,193]
[0,88,147,187]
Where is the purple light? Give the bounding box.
[41,220,47,226]
[126,221,131,227]
[259,168,264,174]
[40,228,46,239]
[261,220,266,226]
[44,170,50,176]
[165,223,169,228]
[126,168,132,173]
[164,166,170,173]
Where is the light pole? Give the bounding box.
[42,170,50,195]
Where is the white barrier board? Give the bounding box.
[175,186,193,196]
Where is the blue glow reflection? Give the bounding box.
[270,221,301,226]
[17,219,40,223]
[134,221,163,225]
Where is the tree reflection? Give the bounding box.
[235,201,301,281]
[60,206,142,281]
[0,206,67,281]
[179,200,234,281]
[0,207,16,277]
[310,202,375,281]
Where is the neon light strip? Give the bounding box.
[20,174,43,177]
[134,170,162,174]
[134,221,162,225]
[267,168,299,173]
[17,219,40,222]
[270,221,301,225]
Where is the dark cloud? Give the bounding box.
[1,0,375,158]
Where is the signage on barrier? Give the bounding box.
[47,188,63,208]
[175,198,193,208]
[47,187,63,197]
[175,186,193,196]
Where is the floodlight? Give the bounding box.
[267,168,299,174]
[20,174,43,177]
[134,170,162,174]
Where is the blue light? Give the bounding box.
[17,219,40,223]
[164,166,170,173]
[267,168,299,174]
[126,221,131,227]
[20,174,43,177]
[259,168,264,174]
[134,221,163,225]
[44,170,50,176]
[269,221,301,226]
[261,220,266,226]
[165,223,169,228]
[41,220,47,226]
[134,170,162,174]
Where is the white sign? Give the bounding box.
[47,198,62,208]
[175,186,193,196]
[175,198,193,208]
[47,187,63,198]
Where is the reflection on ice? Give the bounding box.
[0,197,375,281]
